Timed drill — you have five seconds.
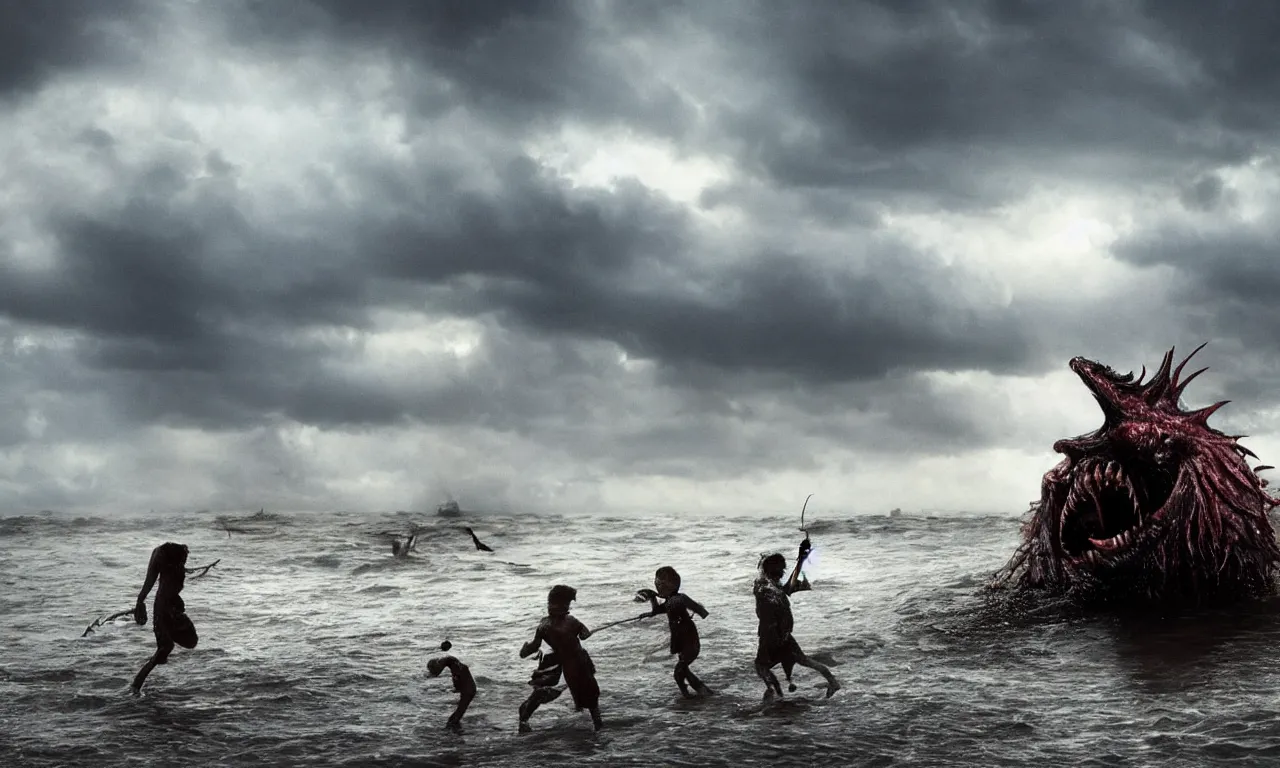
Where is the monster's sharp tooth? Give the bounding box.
[1089,532,1121,551]
[1093,464,1105,489]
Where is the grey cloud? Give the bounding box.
[1116,228,1280,307]
[362,154,1033,384]
[216,0,1280,215]
[228,0,697,139]
[1142,0,1280,131]
[1102,221,1280,412]
[220,0,1280,217]
[657,0,1265,209]
[1180,174,1230,212]
[8,0,1280,514]
[0,0,150,97]
[0,119,1032,453]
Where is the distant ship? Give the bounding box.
[436,499,461,517]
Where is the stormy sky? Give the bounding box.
[4,0,1280,517]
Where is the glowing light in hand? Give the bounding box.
[802,545,821,574]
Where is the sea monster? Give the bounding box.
[992,344,1280,608]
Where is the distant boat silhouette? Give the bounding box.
[437,500,461,517]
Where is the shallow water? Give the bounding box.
[5,509,1280,767]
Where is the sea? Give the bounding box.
[5,507,1280,767]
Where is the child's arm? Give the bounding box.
[684,595,709,619]
[134,546,162,625]
[519,625,545,658]
[575,618,592,640]
[636,589,665,616]
[784,558,809,595]
[784,538,812,594]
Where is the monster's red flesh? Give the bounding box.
[995,344,1280,606]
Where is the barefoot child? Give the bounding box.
[518,585,603,730]
[131,542,199,693]
[517,649,566,732]
[636,566,712,698]
[426,642,476,731]
[753,539,840,701]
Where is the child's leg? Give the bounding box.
[682,662,708,695]
[753,659,784,699]
[754,639,785,698]
[588,706,603,730]
[447,688,475,730]
[793,652,840,697]
[674,649,709,696]
[519,686,562,729]
[676,640,708,696]
[673,661,694,697]
[132,632,175,693]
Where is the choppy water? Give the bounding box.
[6,509,1280,767]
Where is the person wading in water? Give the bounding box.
[131,542,199,693]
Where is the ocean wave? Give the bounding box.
[3,511,1278,767]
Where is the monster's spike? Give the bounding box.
[1255,465,1275,473]
[1171,342,1209,390]
[1135,365,1147,385]
[1144,348,1177,404]
[1174,367,1209,401]
[1187,399,1230,425]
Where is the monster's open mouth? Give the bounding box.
[1059,459,1177,564]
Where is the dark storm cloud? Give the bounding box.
[0,164,370,362]
[0,106,1034,441]
[7,0,1280,504]
[218,0,1280,214]
[1108,200,1280,417]
[219,0,1280,220]
[1180,174,1230,212]
[650,0,1269,208]
[0,0,150,97]
[1141,0,1280,131]
[228,0,697,138]
[1115,228,1280,354]
[360,154,1032,384]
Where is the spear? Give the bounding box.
[591,613,650,632]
